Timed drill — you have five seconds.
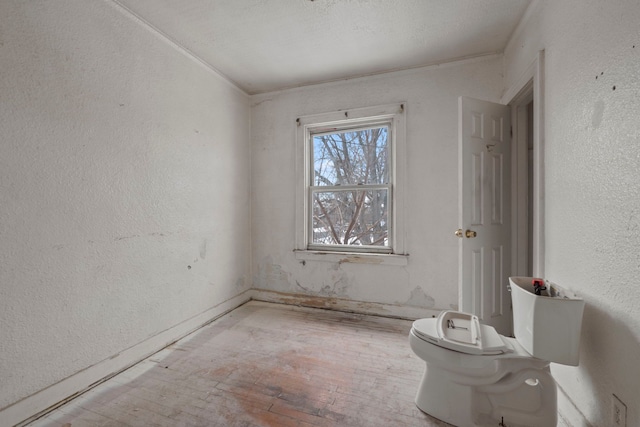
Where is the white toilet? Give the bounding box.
[409,277,585,427]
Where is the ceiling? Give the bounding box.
[115,0,531,95]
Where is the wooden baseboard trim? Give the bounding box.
[250,289,440,320]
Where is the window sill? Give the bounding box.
[294,250,408,266]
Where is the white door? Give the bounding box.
[458,97,512,335]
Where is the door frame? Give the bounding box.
[501,50,546,278]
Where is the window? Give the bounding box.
[295,104,406,258]
[311,124,390,251]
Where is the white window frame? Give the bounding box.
[294,103,407,265]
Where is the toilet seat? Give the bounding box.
[412,310,511,355]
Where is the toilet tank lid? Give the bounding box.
[412,311,510,355]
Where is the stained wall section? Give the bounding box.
[0,0,251,419]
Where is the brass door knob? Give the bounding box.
[455,229,477,238]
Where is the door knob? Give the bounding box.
[455,229,477,238]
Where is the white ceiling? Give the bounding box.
[115,0,531,94]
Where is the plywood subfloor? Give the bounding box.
[27,301,450,427]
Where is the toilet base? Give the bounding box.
[415,366,476,426]
[415,363,558,427]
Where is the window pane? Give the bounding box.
[312,189,388,247]
[312,127,388,186]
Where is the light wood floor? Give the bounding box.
[28,301,451,427]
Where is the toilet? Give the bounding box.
[409,277,585,427]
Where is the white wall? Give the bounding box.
[505,1,640,425]
[0,0,251,422]
[251,57,504,314]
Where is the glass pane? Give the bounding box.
[312,126,388,186]
[312,189,389,247]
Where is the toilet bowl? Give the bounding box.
[409,277,585,427]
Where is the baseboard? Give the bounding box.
[4,291,252,427]
[250,289,440,320]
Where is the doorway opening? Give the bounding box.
[505,50,545,279]
[512,90,535,277]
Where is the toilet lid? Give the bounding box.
[412,310,510,355]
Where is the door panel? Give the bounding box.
[459,97,512,335]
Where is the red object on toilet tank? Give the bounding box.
[532,278,544,287]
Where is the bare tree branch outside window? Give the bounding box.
[311,126,390,249]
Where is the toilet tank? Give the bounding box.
[509,276,585,366]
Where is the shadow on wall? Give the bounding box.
[558,302,640,426]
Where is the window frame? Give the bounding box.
[295,103,407,261]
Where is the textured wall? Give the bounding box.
[0,0,251,412]
[250,57,504,314]
[504,1,640,425]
